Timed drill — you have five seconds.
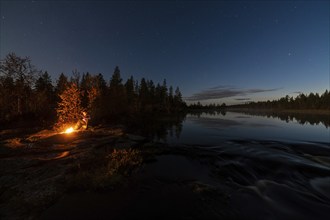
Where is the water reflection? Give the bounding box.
[179,111,328,144]
[234,110,330,128]
[189,109,227,118]
[188,116,278,130]
[127,113,185,141]
[189,117,242,129]
[131,110,329,144]
[191,110,330,128]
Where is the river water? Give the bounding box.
[166,111,329,144]
[158,111,330,219]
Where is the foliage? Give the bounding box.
[55,73,68,95]
[106,148,143,176]
[188,102,227,110]
[55,82,84,128]
[0,53,39,121]
[0,52,186,126]
[33,71,55,120]
[66,148,142,191]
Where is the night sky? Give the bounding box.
[1,1,329,104]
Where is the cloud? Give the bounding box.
[185,85,280,101]
[235,98,251,101]
[208,85,235,90]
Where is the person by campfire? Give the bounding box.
[74,111,90,130]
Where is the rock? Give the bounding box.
[126,134,146,142]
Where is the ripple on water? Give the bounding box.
[310,177,330,199]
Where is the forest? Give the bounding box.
[188,91,330,111]
[1,52,328,129]
[0,53,186,128]
[231,91,330,110]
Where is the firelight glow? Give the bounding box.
[64,127,74,134]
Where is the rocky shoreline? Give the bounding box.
[0,126,229,219]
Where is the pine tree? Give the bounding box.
[55,73,68,95]
[168,86,174,109]
[174,86,183,111]
[125,76,137,113]
[109,66,122,88]
[83,73,107,121]
[139,78,148,110]
[125,76,135,102]
[34,71,55,119]
[108,66,126,116]
[0,75,15,120]
[56,82,84,128]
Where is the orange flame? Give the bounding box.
[64,127,74,134]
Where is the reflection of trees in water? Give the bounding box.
[128,110,329,141]
[127,113,185,141]
[235,111,329,128]
[188,109,226,118]
[188,109,329,128]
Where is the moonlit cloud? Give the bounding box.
[185,85,280,101]
[235,98,251,101]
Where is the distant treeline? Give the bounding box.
[0,53,185,126]
[188,91,330,111]
[231,92,330,110]
[188,102,226,110]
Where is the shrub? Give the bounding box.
[107,148,142,176]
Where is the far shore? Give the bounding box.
[225,108,330,115]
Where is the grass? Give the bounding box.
[106,148,143,176]
[66,148,143,191]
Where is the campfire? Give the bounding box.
[64,127,74,134]
[59,111,90,134]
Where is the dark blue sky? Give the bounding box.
[1,0,329,104]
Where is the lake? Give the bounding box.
[158,111,330,219]
[166,111,329,145]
